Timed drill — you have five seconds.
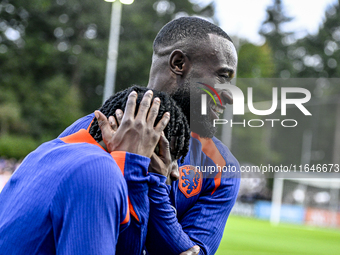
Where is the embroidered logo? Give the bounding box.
[179,165,202,198]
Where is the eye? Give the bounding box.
[219,73,231,82]
[220,74,230,79]
[218,70,233,81]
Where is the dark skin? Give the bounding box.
[95,90,169,158]
[95,90,200,255]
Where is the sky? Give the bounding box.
[213,0,338,45]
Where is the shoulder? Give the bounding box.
[199,137,240,195]
[58,113,95,138]
[63,142,121,176]
[46,141,124,190]
[212,136,240,168]
[52,142,127,204]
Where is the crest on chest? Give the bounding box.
[178,165,203,198]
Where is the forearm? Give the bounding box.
[147,174,198,255]
[147,174,240,255]
[111,151,151,254]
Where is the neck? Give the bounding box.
[147,74,177,94]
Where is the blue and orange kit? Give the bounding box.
[56,113,241,255]
[0,129,161,254]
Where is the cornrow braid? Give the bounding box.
[89,86,190,163]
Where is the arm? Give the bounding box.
[146,169,240,255]
[112,151,151,255]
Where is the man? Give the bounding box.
[0,87,191,254]
[60,17,240,255]
[146,17,240,255]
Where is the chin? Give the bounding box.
[190,115,217,138]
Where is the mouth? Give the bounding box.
[208,89,233,118]
[209,101,225,118]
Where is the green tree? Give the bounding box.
[259,0,295,78]
[295,0,340,79]
[0,0,214,159]
[291,0,340,168]
[116,0,214,93]
[237,41,275,79]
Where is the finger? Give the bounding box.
[115,109,123,125]
[154,112,170,133]
[146,97,160,126]
[148,152,167,176]
[179,245,200,255]
[122,91,137,122]
[94,110,114,142]
[136,90,153,121]
[148,153,157,172]
[108,116,118,131]
[170,162,179,181]
[158,134,171,161]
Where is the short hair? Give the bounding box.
[89,86,190,163]
[153,17,233,53]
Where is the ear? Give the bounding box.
[169,50,190,76]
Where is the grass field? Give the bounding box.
[216,216,340,255]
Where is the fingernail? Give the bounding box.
[193,245,200,252]
[130,91,137,96]
[116,110,122,117]
[154,97,160,103]
[165,112,170,117]
[94,111,99,119]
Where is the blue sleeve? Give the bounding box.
[146,172,240,255]
[111,152,152,255]
[50,155,130,255]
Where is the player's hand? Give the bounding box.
[148,134,171,177]
[95,90,170,158]
[98,108,124,133]
[149,135,180,185]
[180,245,200,255]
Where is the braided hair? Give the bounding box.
[89,86,190,163]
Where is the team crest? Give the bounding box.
[179,165,203,198]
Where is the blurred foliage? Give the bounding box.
[258,0,340,80]
[259,0,295,78]
[237,42,275,79]
[0,135,39,159]
[116,0,215,93]
[233,40,276,167]
[0,0,214,159]
[294,1,340,80]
